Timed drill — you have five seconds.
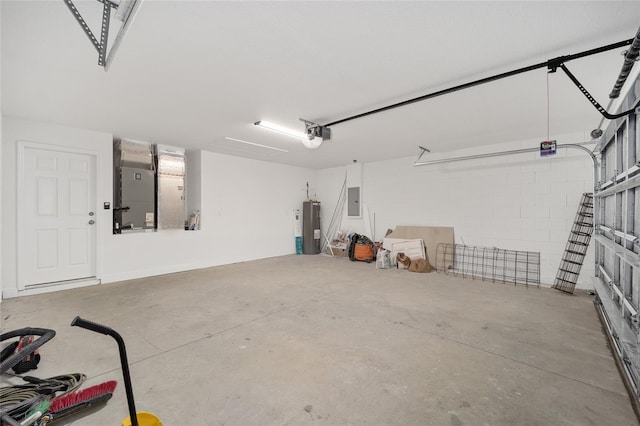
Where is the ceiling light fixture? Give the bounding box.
[254,121,307,140]
[224,137,288,153]
[254,119,331,150]
[301,138,322,149]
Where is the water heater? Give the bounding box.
[302,201,321,255]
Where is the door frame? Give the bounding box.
[16,141,103,292]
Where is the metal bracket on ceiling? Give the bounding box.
[557,63,640,120]
[63,0,111,66]
[96,0,120,8]
[63,0,101,54]
[415,146,431,162]
[551,27,640,122]
[98,0,111,66]
[62,0,142,70]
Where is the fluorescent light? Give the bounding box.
[224,137,288,153]
[254,120,307,140]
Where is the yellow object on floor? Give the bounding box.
[122,412,163,426]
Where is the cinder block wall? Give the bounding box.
[317,134,596,289]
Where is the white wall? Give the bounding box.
[101,150,316,283]
[1,115,597,294]
[1,117,316,297]
[316,133,596,289]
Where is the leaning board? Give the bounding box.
[385,226,454,268]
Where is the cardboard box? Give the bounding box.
[328,243,347,257]
[331,248,347,257]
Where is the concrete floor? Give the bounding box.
[0,255,637,425]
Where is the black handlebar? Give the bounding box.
[0,328,56,374]
[71,316,139,426]
[71,316,113,336]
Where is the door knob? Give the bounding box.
[88,220,95,225]
[89,212,95,216]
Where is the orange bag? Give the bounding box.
[354,243,374,262]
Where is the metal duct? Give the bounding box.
[156,145,186,230]
[113,139,155,233]
[115,139,154,169]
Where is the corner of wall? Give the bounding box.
[0,112,3,301]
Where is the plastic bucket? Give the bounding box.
[122,412,163,426]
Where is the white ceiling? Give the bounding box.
[2,1,639,169]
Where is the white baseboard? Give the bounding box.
[99,252,293,284]
[3,278,101,299]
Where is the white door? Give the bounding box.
[19,146,97,288]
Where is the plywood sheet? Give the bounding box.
[386,226,454,267]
